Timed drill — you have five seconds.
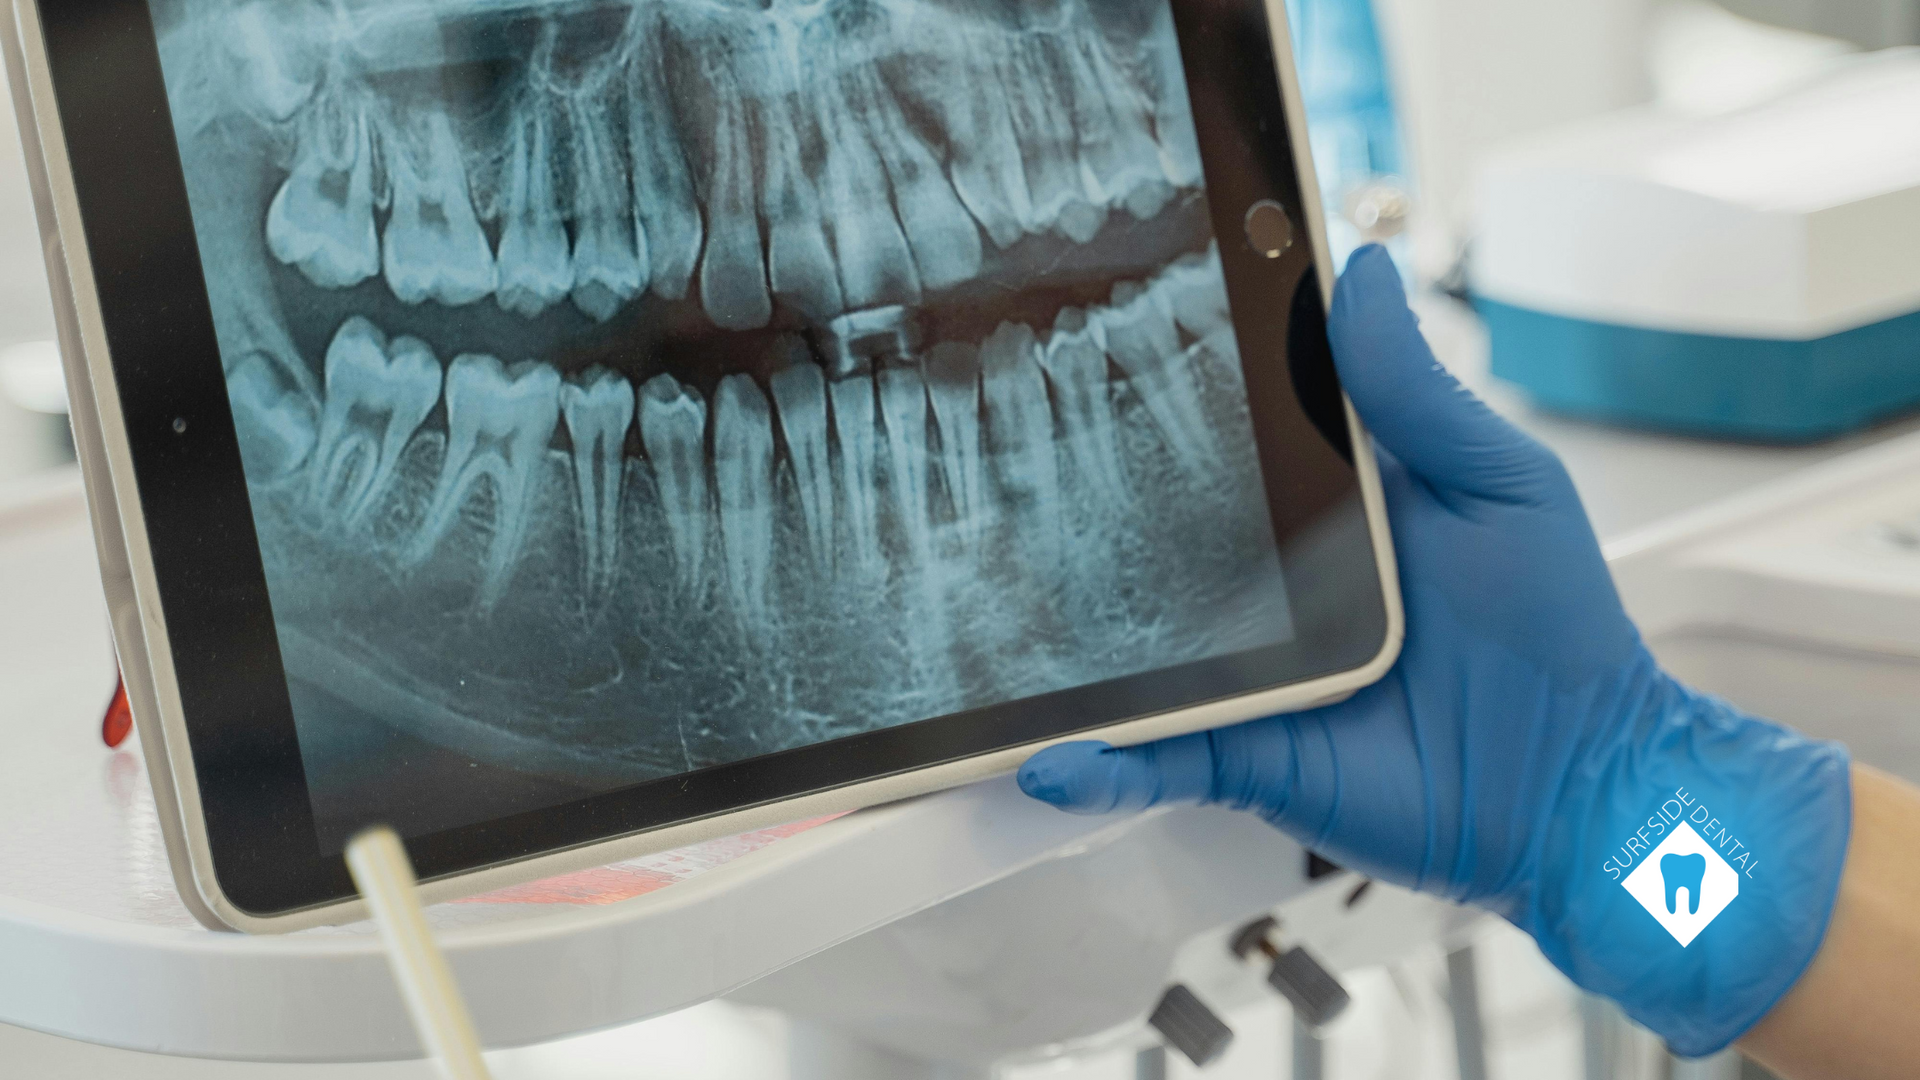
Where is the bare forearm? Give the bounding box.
[1743,766,1920,1080]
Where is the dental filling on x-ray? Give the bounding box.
[147,0,1296,844]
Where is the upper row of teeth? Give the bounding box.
[295,244,1232,611]
[258,0,1202,331]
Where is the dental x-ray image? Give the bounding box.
[148,0,1296,841]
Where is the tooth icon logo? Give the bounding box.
[1661,853,1706,914]
[1621,823,1740,946]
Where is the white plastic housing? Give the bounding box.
[1472,52,1920,340]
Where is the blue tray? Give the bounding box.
[1480,299,1920,443]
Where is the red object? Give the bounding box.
[102,674,132,748]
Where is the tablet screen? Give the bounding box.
[145,0,1299,848]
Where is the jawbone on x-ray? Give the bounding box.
[150,0,1295,812]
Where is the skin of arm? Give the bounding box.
[1744,765,1920,1080]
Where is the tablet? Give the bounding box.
[7,0,1401,930]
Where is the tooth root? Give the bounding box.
[568,100,648,322]
[714,374,776,621]
[1001,36,1103,243]
[411,355,561,608]
[878,364,934,564]
[829,374,881,574]
[697,95,772,331]
[892,147,985,293]
[496,106,575,319]
[1101,281,1220,476]
[1039,308,1128,507]
[849,73,983,293]
[823,123,922,310]
[1146,5,1204,190]
[770,360,834,571]
[308,317,442,525]
[267,97,380,289]
[561,367,635,601]
[228,1,322,121]
[806,22,920,310]
[925,342,985,542]
[760,104,844,322]
[980,322,1062,554]
[629,27,703,301]
[638,374,711,592]
[1068,31,1175,221]
[923,30,1033,250]
[227,352,319,484]
[383,111,497,307]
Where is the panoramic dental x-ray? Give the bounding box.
[150,0,1294,836]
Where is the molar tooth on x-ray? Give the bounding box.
[758,87,843,322]
[383,109,497,307]
[495,88,575,319]
[567,93,649,321]
[979,321,1063,557]
[1035,0,1168,225]
[165,0,1297,801]
[409,355,561,608]
[1143,1,1205,190]
[225,0,323,122]
[308,317,441,525]
[824,18,983,294]
[226,351,319,484]
[889,12,1032,250]
[1039,308,1128,508]
[999,18,1105,242]
[267,90,380,290]
[1159,247,1233,341]
[1100,279,1220,476]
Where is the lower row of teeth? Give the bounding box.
[231,244,1234,616]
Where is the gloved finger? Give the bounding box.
[1328,245,1551,502]
[1018,734,1222,815]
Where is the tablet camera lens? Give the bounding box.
[1243,200,1294,260]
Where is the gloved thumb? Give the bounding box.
[1329,246,1550,501]
[1017,735,1223,814]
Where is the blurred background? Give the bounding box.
[2,1,1918,1078]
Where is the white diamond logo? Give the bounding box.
[1621,822,1740,946]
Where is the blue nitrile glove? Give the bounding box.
[1020,246,1852,1056]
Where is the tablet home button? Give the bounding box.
[1243,200,1294,259]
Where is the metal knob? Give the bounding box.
[1146,983,1234,1068]
[1230,915,1352,1030]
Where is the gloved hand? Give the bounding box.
[1020,246,1852,1056]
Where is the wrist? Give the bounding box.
[1524,667,1852,1056]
